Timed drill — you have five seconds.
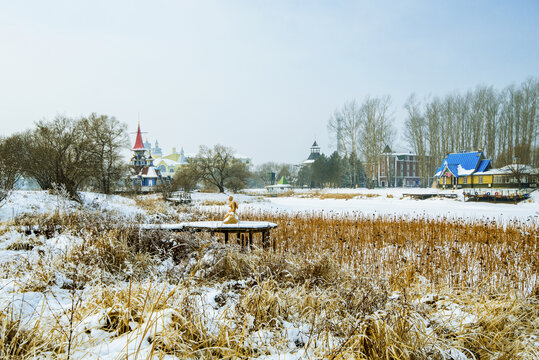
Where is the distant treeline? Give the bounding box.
[1,78,536,199]
[251,153,367,189]
[328,77,538,186]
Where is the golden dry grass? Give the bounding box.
[134,195,168,214]
[0,309,53,358]
[1,201,537,359]
[201,209,538,295]
[199,199,228,206]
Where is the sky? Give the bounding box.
[0,0,537,164]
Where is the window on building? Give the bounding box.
[478,176,483,184]
[463,177,468,184]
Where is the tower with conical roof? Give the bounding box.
[130,123,148,174]
[303,141,321,165]
[129,123,167,190]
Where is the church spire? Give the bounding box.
[132,123,145,151]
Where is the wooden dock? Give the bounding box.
[463,191,530,204]
[9,220,278,249]
[402,193,458,200]
[140,221,278,249]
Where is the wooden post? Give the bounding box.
[224,232,229,244]
[248,232,253,249]
[262,230,270,249]
[237,232,241,246]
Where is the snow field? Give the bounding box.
[0,190,537,358]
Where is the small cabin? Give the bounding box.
[434,151,492,188]
[434,151,537,189]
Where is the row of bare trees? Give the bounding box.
[328,96,395,186]
[0,114,128,201]
[405,78,538,185]
[328,78,537,187]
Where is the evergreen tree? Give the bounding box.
[344,152,366,188]
[297,165,313,188]
[312,154,329,187]
[326,151,346,187]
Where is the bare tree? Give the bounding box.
[173,163,200,192]
[224,162,251,192]
[404,94,429,186]
[81,114,129,194]
[497,78,538,166]
[192,145,250,193]
[15,116,92,201]
[0,137,20,207]
[328,100,362,158]
[253,162,297,186]
[328,97,395,187]
[505,158,529,189]
[358,95,395,187]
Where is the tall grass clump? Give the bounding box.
[0,306,53,358]
[200,209,538,295]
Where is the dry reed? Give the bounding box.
[200,209,538,295]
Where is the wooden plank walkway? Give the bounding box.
[6,221,279,249]
[403,193,458,200]
[140,221,278,249]
[403,193,437,200]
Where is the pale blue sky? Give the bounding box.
[0,0,537,163]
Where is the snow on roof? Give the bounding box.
[474,164,536,175]
[457,164,475,176]
[392,152,417,156]
[141,167,159,178]
[155,158,180,166]
[434,151,487,177]
[266,184,292,189]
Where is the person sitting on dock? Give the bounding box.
[223,196,240,224]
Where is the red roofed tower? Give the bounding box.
[132,123,146,151]
[130,122,148,173]
[129,122,169,191]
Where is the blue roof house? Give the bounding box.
[434,151,492,188]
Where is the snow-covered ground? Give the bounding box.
[194,188,539,224]
[1,188,537,224]
[0,190,145,222]
[0,189,537,358]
